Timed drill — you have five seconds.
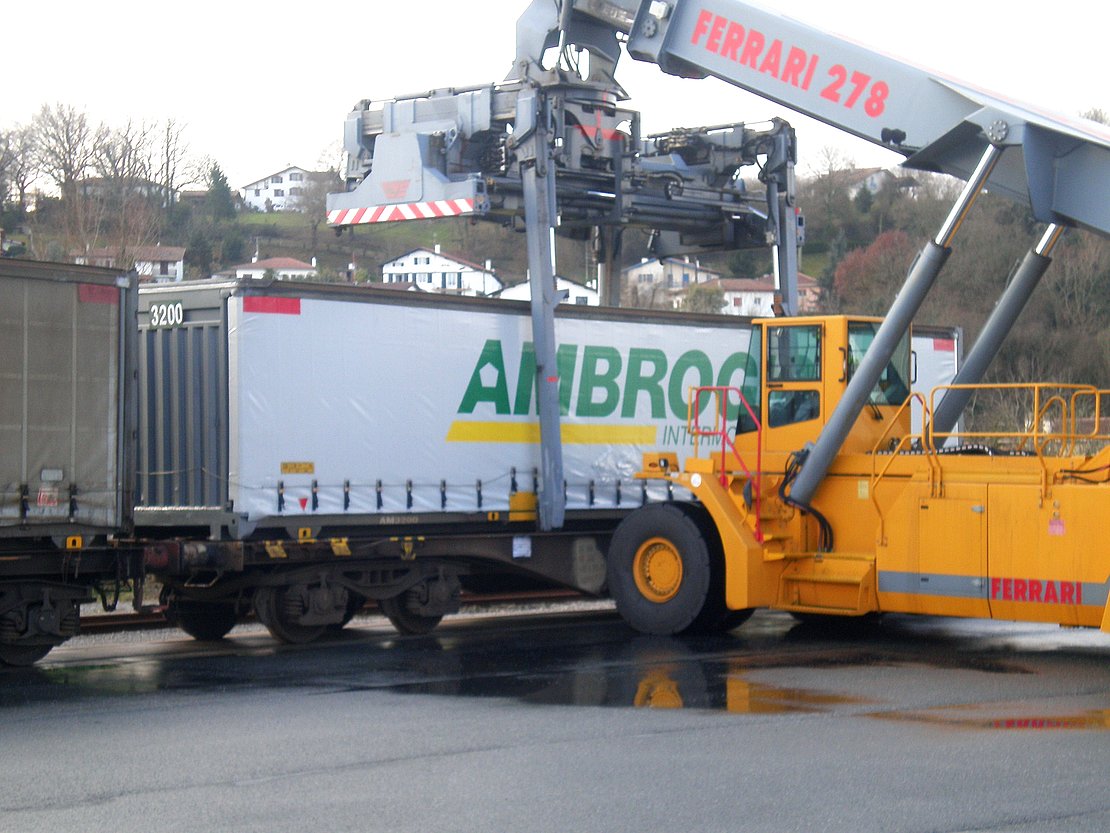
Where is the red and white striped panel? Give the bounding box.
[327,198,475,226]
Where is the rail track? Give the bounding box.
[78,589,592,635]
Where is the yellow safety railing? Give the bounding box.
[927,383,1108,454]
[867,383,1110,537]
[687,386,764,542]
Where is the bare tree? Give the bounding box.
[94,120,154,183]
[32,103,100,198]
[1081,107,1108,126]
[156,118,189,212]
[182,153,218,191]
[0,129,12,207]
[302,168,342,254]
[7,125,39,212]
[89,120,169,267]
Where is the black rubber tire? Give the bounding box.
[669,502,758,634]
[167,599,237,641]
[607,503,714,635]
[379,593,443,636]
[253,586,326,645]
[0,642,53,667]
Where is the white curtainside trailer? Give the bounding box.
[136,278,958,642]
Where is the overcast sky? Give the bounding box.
[6,0,1105,189]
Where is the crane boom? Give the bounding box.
[538,0,1109,505]
[565,0,1109,235]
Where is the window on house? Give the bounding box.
[159,261,169,275]
[274,189,285,197]
[289,172,302,181]
[254,189,260,197]
[289,187,303,196]
[682,272,690,285]
[272,175,283,183]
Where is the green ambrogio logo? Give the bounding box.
[457,339,757,420]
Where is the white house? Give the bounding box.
[240,166,313,212]
[78,177,177,206]
[621,256,720,289]
[497,276,599,306]
[74,244,186,283]
[381,246,503,296]
[233,256,317,281]
[684,274,822,316]
[833,167,917,200]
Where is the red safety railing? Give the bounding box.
[688,386,764,542]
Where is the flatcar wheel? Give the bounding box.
[328,593,367,632]
[379,593,443,636]
[168,599,237,641]
[0,642,53,667]
[253,586,326,645]
[606,503,712,635]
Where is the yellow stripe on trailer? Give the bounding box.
[446,420,656,444]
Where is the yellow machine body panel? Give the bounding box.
[649,314,1110,633]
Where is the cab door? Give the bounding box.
[762,323,824,453]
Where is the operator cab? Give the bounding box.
[736,315,912,455]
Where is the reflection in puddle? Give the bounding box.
[387,642,868,717]
[628,664,860,714]
[872,709,1110,731]
[5,661,169,700]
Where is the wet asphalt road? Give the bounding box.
[2,608,1109,833]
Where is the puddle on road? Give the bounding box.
[5,615,1105,728]
[380,638,871,716]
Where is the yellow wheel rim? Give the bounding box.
[632,537,684,603]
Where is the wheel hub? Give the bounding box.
[632,537,684,603]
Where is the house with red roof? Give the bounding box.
[683,274,822,316]
[74,244,186,282]
[233,256,317,281]
[381,245,503,296]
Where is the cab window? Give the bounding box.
[767,325,821,382]
[736,327,762,434]
[766,325,821,428]
[768,389,820,427]
[847,322,910,406]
